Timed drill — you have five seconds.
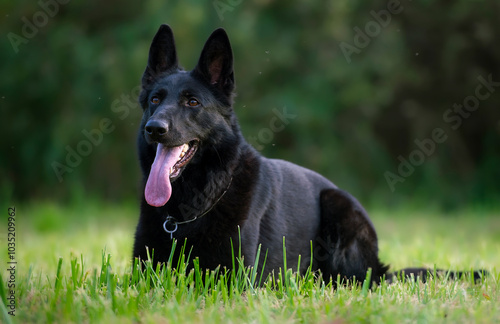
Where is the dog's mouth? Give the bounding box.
[169,140,199,178]
[144,140,199,207]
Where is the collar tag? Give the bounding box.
[163,216,178,240]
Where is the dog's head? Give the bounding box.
[138,25,236,207]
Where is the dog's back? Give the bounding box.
[240,157,336,274]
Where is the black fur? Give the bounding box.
[133,25,486,285]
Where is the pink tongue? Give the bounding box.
[145,144,184,207]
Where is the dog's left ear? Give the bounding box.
[192,28,234,96]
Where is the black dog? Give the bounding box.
[133,25,483,284]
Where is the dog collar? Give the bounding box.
[162,177,233,239]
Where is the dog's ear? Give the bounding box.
[142,24,178,87]
[192,28,234,96]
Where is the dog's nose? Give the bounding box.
[145,119,168,142]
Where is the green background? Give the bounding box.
[2,0,499,209]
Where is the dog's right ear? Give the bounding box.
[142,24,178,87]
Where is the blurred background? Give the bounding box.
[2,0,499,210]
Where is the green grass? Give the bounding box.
[1,202,500,323]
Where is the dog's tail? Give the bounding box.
[385,267,488,283]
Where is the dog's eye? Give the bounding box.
[150,96,160,105]
[187,98,200,107]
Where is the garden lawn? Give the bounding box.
[1,202,499,323]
